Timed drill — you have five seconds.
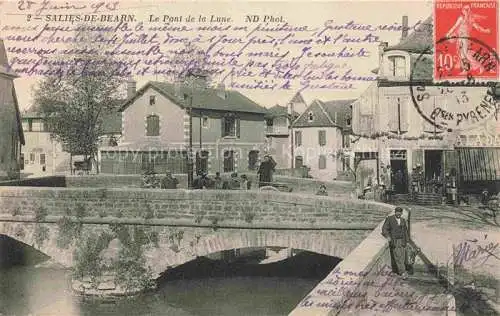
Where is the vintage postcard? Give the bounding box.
[0,0,499,315]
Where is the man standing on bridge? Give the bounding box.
[382,207,410,279]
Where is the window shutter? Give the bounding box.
[236,118,241,138]
[387,97,398,131]
[319,130,326,146]
[319,155,326,169]
[221,116,226,137]
[295,131,302,146]
[400,97,409,132]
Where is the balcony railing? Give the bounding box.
[265,126,289,135]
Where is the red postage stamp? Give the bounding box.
[434,0,499,81]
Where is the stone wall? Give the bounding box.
[0,187,394,280]
[0,187,389,229]
[289,209,406,316]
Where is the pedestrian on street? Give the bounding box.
[229,172,240,190]
[316,184,328,196]
[257,155,276,187]
[382,207,410,279]
[160,170,179,189]
[213,172,224,189]
[240,174,250,190]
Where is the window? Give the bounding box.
[388,56,406,77]
[308,111,314,122]
[146,114,160,136]
[149,95,156,105]
[265,119,273,127]
[223,150,235,172]
[20,153,24,170]
[318,130,326,146]
[319,155,327,169]
[346,118,351,126]
[202,117,209,128]
[295,131,302,147]
[221,116,239,138]
[39,153,46,165]
[30,153,35,163]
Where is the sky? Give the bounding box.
[0,0,434,111]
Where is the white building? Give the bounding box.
[292,99,354,181]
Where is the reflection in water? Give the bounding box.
[0,238,340,316]
[0,266,325,316]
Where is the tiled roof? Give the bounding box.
[293,99,354,128]
[322,99,355,130]
[0,40,18,78]
[265,104,300,118]
[120,81,267,115]
[386,16,433,53]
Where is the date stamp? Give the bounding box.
[434,0,499,81]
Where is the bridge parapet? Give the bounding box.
[0,187,391,229]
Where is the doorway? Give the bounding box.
[424,150,443,182]
[390,150,408,194]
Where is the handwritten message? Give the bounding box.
[0,3,427,92]
[452,235,500,268]
[296,264,453,313]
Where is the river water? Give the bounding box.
[0,266,322,316]
[0,243,339,316]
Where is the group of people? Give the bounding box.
[141,169,254,190]
[193,171,252,190]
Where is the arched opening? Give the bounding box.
[157,246,343,282]
[0,234,50,268]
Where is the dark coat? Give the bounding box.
[382,215,409,246]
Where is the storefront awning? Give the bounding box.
[458,148,500,182]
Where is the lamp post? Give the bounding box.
[185,70,207,189]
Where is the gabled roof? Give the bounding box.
[0,40,24,145]
[322,99,355,130]
[292,99,354,128]
[120,81,268,115]
[385,16,433,53]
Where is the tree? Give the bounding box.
[32,27,126,174]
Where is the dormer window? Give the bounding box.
[149,95,156,105]
[308,111,314,122]
[388,56,406,77]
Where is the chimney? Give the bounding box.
[216,83,226,99]
[126,79,136,99]
[401,15,409,40]
[378,42,388,75]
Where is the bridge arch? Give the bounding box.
[0,222,73,268]
[143,228,369,278]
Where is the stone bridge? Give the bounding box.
[0,187,393,296]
